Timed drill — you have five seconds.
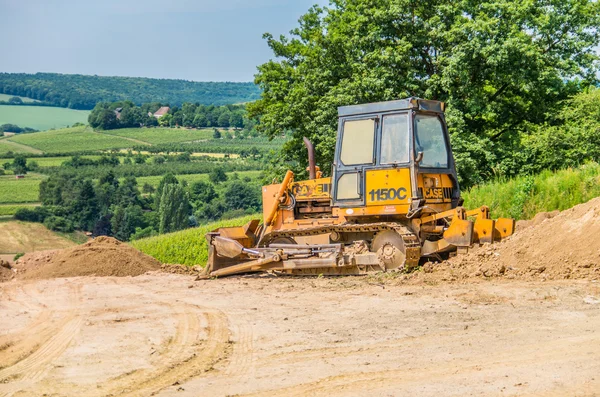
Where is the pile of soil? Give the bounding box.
[13,250,60,273]
[416,198,600,282]
[0,260,14,282]
[17,236,161,280]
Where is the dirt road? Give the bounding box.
[1,274,599,397]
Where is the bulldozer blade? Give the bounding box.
[421,239,453,256]
[213,236,246,258]
[494,218,515,241]
[210,254,281,277]
[443,217,474,247]
[473,218,495,244]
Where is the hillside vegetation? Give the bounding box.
[0,73,261,110]
[131,215,257,265]
[463,162,600,220]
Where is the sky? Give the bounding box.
[0,0,329,82]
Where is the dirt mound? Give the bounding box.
[19,236,161,280]
[0,260,14,282]
[13,250,60,273]
[419,198,600,282]
[515,210,559,231]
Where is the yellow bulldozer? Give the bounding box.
[205,98,514,277]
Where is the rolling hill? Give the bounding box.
[0,72,261,110]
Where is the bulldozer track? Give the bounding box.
[263,222,421,271]
[239,333,600,397]
[102,307,231,397]
[0,282,83,397]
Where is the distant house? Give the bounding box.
[15,174,25,179]
[153,107,170,118]
[114,107,123,120]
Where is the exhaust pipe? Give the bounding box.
[303,137,316,179]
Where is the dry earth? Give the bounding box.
[0,221,76,255]
[1,275,600,397]
[4,198,600,396]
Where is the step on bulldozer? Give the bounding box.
[205,98,514,277]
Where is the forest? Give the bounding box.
[8,154,263,241]
[0,73,261,110]
[88,101,251,130]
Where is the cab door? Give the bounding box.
[332,117,377,207]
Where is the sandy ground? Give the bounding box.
[1,274,599,397]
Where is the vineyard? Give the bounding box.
[131,214,257,265]
[0,174,44,204]
[104,127,214,145]
[7,126,135,153]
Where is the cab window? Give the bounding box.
[380,114,409,164]
[414,114,449,168]
[340,119,375,165]
[336,172,360,200]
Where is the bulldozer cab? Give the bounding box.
[332,98,460,211]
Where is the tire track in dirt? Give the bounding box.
[260,328,470,366]
[94,302,231,397]
[225,321,254,378]
[0,282,83,397]
[239,334,600,397]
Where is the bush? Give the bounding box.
[43,215,74,232]
[130,226,158,240]
[14,207,49,223]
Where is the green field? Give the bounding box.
[29,155,104,167]
[7,126,134,153]
[131,215,257,265]
[105,128,214,145]
[0,105,89,130]
[0,139,35,155]
[0,173,44,204]
[0,203,40,216]
[0,93,39,103]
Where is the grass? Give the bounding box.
[0,173,44,204]
[30,155,104,167]
[136,170,262,188]
[0,220,77,253]
[0,105,89,130]
[7,126,135,153]
[0,139,35,154]
[131,215,258,265]
[0,93,39,103]
[0,203,40,216]
[104,128,213,145]
[463,162,600,220]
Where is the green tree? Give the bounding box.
[217,111,231,127]
[111,204,145,241]
[209,168,228,184]
[224,180,261,211]
[158,184,191,234]
[12,155,28,175]
[8,96,23,104]
[154,173,179,208]
[213,128,222,139]
[189,181,217,205]
[158,113,173,127]
[71,179,99,230]
[249,0,600,186]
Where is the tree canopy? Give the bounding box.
[0,72,261,110]
[248,0,600,186]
